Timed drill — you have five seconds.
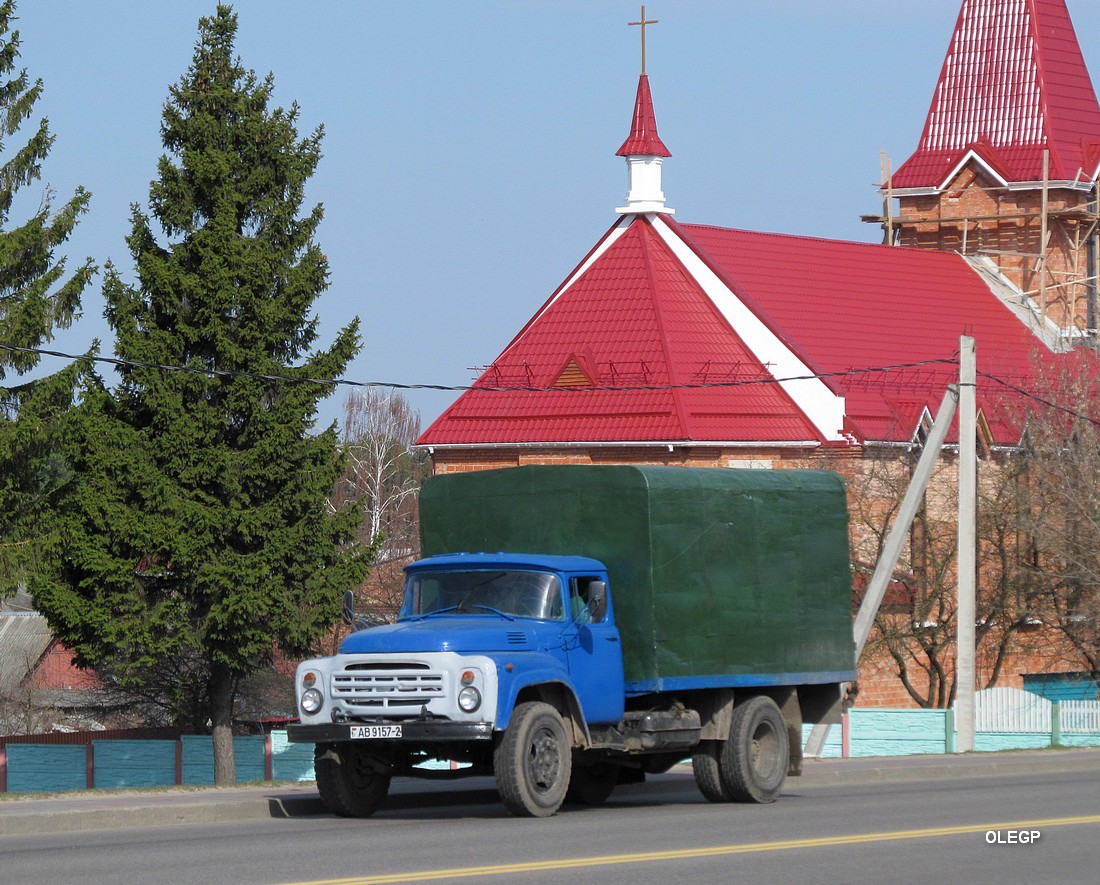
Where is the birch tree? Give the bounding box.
[336,389,426,625]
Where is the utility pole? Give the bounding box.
[956,335,977,752]
[807,341,978,758]
[804,383,959,757]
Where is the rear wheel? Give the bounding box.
[314,743,391,818]
[721,696,789,803]
[692,741,732,802]
[494,701,572,817]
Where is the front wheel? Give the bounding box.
[494,701,572,817]
[314,743,391,818]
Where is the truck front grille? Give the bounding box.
[331,662,446,712]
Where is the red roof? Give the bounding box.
[418,215,1064,449]
[616,74,671,158]
[893,0,1100,188]
[419,218,819,446]
[674,221,1051,444]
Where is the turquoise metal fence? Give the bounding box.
[5,744,87,793]
[2,733,285,794]
[271,730,316,782]
[93,740,177,789]
[181,735,266,785]
[802,689,1100,757]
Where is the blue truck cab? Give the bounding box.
[294,552,623,739]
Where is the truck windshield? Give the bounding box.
[402,570,564,621]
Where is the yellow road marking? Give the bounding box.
[289,814,1100,885]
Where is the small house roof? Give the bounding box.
[0,613,53,692]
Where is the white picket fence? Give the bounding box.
[1061,700,1100,732]
[975,686,1100,733]
[975,687,1051,731]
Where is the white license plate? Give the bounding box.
[350,724,402,740]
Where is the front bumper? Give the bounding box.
[287,720,494,744]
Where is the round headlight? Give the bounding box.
[301,687,324,715]
[457,686,482,713]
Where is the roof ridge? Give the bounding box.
[636,217,695,436]
[677,221,972,260]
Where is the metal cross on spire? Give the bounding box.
[629,5,658,75]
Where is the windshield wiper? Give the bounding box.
[462,603,515,621]
[408,605,461,621]
[409,603,515,621]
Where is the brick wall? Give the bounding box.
[896,162,1097,334]
[430,444,825,475]
[29,640,103,691]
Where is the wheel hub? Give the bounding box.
[528,728,562,790]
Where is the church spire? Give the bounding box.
[892,0,1100,190]
[887,0,1100,335]
[616,7,673,215]
[616,74,671,160]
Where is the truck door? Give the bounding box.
[564,575,625,725]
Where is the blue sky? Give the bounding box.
[15,1,1100,433]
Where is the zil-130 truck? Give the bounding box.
[288,465,856,817]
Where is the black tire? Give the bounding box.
[721,696,789,803]
[692,741,733,802]
[494,701,572,817]
[566,760,620,806]
[314,743,391,818]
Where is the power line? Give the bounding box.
[3,341,1098,426]
[0,341,957,393]
[977,369,1100,429]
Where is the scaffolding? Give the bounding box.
[861,150,1100,342]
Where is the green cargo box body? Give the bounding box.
[418,465,856,695]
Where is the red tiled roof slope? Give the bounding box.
[676,222,1055,443]
[418,218,819,446]
[893,0,1100,188]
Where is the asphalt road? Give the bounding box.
[1,748,1098,885]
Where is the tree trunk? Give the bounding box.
[210,664,236,785]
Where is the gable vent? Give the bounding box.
[554,356,593,388]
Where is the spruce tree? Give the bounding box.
[0,0,94,596]
[32,5,366,782]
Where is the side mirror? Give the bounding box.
[588,581,608,622]
[342,589,357,626]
